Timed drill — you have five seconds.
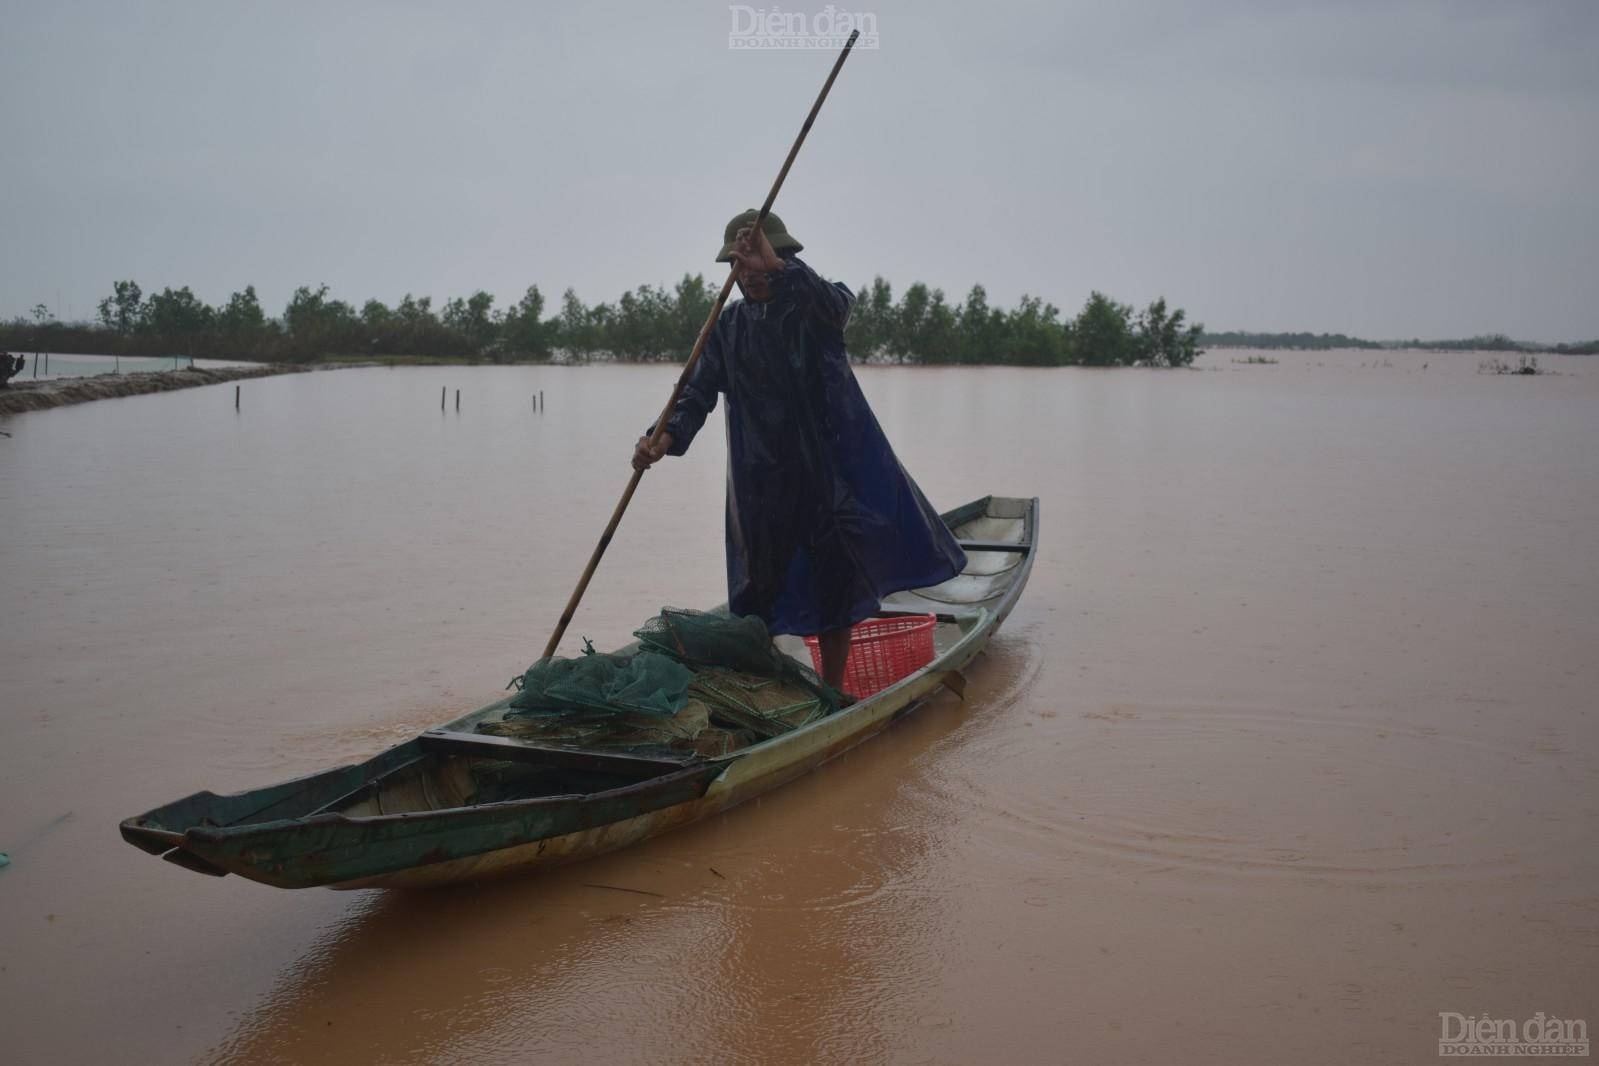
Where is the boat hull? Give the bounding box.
[335,633,983,888]
[120,495,1038,889]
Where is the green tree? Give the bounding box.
[98,281,143,333]
[1074,291,1134,366]
[611,285,675,361]
[587,301,616,355]
[957,284,1006,364]
[1006,294,1068,366]
[441,291,497,354]
[845,276,894,361]
[500,285,549,359]
[394,293,434,326]
[1134,297,1203,367]
[284,284,358,358]
[143,286,214,336]
[918,288,958,364]
[218,286,266,334]
[556,288,600,357]
[360,298,392,330]
[391,294,446,355]
[890,282,931,363]
[672,274,713,352]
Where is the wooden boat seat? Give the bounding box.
[305,754,432,817]
[957,540,1029,553]
[418,729,695,779]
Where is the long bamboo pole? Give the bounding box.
[543,30,860,660]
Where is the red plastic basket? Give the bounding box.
[804,614,938,698]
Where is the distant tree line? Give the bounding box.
[844,283,1200,367]
[1398,332,1599,355]
[1203,329,1598,355]
[1201,330,1383,351]
[0,276,1205,368]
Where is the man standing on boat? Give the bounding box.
[633,211,966,692]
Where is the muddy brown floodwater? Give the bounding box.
[1,351,1595,1065]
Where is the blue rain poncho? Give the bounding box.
[657,255,967,636]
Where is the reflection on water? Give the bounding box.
[1,352,1596,1064]
[210,687,978,1066]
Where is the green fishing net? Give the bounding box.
[633,609,783,676]
[507,645,693,718]
[484,608,840,758]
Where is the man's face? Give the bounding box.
[736,266,773,303]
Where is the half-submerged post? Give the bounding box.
[235,385,240,410]
[440,385,446,411]
[455,388,460,412]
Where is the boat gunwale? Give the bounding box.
[180,760,722,845]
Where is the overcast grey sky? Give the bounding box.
[2,0,1595,340]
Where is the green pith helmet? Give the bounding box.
[716,209,803,263]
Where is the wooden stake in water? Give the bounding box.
[541,30,861,661]
[441,386,446,411]
[235,385,240,410]
[455,389,460,412]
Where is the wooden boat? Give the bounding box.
[120,495,1038,889]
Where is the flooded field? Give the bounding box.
[1,350,1595,1064]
